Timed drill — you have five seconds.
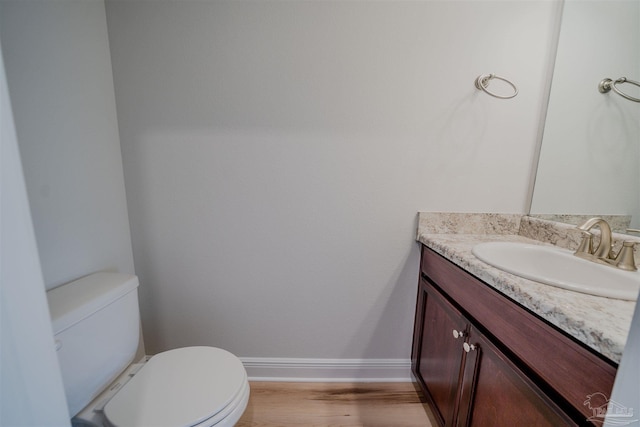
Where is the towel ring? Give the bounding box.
[599,77,640,103]
[475,74,518,99]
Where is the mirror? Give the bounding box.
[530,0,640,233]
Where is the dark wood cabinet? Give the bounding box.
[415,281,467,426]
[412,245,617,426]
[458,326,576,426]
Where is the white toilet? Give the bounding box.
[46,272,250,427]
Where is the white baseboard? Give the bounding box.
[239,357,413,382]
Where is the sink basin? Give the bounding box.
[472,242,640,301]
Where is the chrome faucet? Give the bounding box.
[575,217,637,271]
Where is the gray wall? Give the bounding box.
[0,0,134,290]
[105,0,559,359]
[606,299,640,426]
[0,38,70,427]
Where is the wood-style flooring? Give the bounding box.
[236,382,436,427]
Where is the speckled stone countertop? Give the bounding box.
[416,212,637,363]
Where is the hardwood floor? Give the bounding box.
[236,382,436,427]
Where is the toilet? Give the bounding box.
[46,272,249,427]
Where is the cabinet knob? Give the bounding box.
[463,342,476,353]
[452,329,466,339]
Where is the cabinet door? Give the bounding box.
[415,279,468,427]
[456,327,577,427]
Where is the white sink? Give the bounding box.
[472,242,640,301]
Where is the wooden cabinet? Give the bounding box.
[412,245,617,426]
[415,282,467,426]
[460,325,577,427]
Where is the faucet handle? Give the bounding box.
[575,231,594,257]
[614,241,637,271]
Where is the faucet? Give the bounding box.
[575,217,637,271]
[576,217,613,259]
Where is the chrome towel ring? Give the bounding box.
[599,77,640,103]
[474,74,518,99]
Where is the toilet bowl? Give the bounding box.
[73,347,249,427]
[46,272,249,427]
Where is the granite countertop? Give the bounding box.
[416,212,637,363]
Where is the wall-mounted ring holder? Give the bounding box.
[475,74,518,99]
[599,77,640,103]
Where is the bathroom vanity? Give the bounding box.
[412,213,636,427]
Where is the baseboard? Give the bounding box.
[239,357,413,382]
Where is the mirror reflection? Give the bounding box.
[530,0,640,233]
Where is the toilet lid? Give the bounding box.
[104,347,247,427]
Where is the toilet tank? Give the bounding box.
[46,272,140,418]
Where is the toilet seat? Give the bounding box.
[104,346,249,427]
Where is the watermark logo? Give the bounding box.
[584,392,638,426]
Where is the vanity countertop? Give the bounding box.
[416,213,637,363]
